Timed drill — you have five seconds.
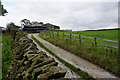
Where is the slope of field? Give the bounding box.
[61,30,118,41]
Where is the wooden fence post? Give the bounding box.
[94,37,97,49]
[79,35,81,44]
[52,32,54,39]
[70,34,72,43]
[106,48,108,54]
[57,32,59,37]
[63,33,64,38]
[110,49,113,54]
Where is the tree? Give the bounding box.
[0,1,8,16]
[7,22,21,28]
[38,22,44,25]
[20,19,31,25]
[31,21,38,25]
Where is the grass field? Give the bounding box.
[53,32,118,47]
[2,33,12,78]
[59,30,119,41]
[54,30,119,48]
[39,30,120,77]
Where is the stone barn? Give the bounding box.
[43,23,60,30]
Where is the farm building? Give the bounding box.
[23,25,48,33]
[43,23,60,30]
[22,23,60,33]
[21,19,60,32]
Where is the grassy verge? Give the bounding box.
[31,35,95,80]
[39,32,120,77]
[2,33,12,78]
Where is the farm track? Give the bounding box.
[27,34,81,78]
[30,34,117,78]
[30,34,116,78]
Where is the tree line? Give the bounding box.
[0,1,8,16]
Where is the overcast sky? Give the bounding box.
[0,0,119,31]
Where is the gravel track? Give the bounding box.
[27,34,81,78]
[31,34,118,78]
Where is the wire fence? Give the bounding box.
[53,32,118,49]
[43,31,118,55]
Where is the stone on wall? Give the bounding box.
[8,29,66,79]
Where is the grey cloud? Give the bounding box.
[58,2,118,30]
[0,1,118,31]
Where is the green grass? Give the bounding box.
[53,32,118,47]
[31,35,95,80]
[39,32,120,77]
[53,30,119,47]
[59,30,119,41]
[43,31,118,53]
[2,33,12,78]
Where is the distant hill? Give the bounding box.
[85,28,119,31]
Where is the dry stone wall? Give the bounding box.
[8,29,66,79]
